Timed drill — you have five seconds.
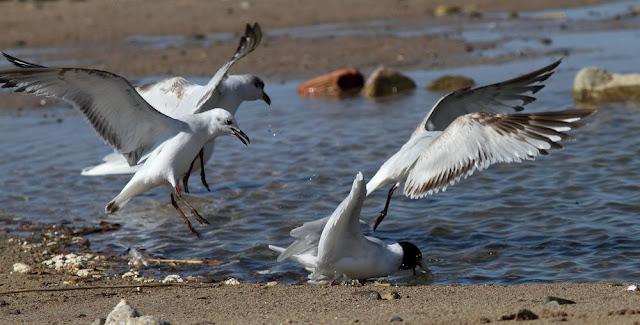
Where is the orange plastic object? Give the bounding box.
[297,68,364,97]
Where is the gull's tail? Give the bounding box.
[105,174,156,214]
[268,245,285,254]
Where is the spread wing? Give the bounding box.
[0,67,182,165]
[316,172,367,263]
[403,109,594,199]
[416,59,562,134]
[193,22,262,113]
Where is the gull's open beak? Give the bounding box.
[231,127,250,146]
[262,91,271,106]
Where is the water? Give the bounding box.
[2,2,640,284]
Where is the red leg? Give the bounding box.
[171,193,199,237]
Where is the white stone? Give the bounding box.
[12,262,31,274]
[573,67,640,103]
[161,274,184,284]
[626,285,638,291]
[223,278,241,285]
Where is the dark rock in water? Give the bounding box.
[363,66,416,98]
[389,315,403,322]
[297,68,364,98]
[544,296,576,305]
[427,75,475,92]
[573,67,640,104]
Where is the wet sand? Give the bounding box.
[1,235,639,325]
[2,0,640,324]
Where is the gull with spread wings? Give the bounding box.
[0,66,250,236]
[366,59,595,230]
[2,23,269,193]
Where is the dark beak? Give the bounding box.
[230,127,250,146]
[262,91,271,106]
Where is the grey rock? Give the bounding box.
[427,75,475,92]
[105,299,171,325]
[573,67,640,103]
[363,66,416,98]
[389,315,403,322]
[544,296,576,305]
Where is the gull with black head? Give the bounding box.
[269,172,423,282]
[0,65,250,236]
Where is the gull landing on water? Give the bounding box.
[2,23,270,193]
[366,59,595,230]
[269,172,423,282]
[0,67,250,236]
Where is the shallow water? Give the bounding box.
[2,4,640,284]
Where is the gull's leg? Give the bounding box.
[373,183,398,231]
[176,193,209,225]
[183,156,197,194]
[198,148,211,192]
[171,193,199,237]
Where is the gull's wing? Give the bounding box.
[415,59,562,135]
[193,22,262,113]
[1,52,46,68]
[403,109,594,199]
[0,67,182,165]
[316,172,367,263]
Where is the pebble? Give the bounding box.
[427,75,475,92]
[161,274,184,284]
[12,262,32,274]
[381,292,401,300]
[389,315,403,322]
[104,299,170,325]
[363,66,416,98]
[626,285,638,291]
[544,296,576,305]
[434,4,461,17]
[223,278,241,285]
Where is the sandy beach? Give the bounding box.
[1,0,640,324]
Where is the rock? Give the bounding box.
[544,296,576,305]
[434,5,461,17]
[626,285,639,291]
[363,66,416,98]
[12,262,31,274]
[573,67,640,103]
[265,281,278,287]
[76,269,93,278]
[352,290,382,300]
[161,274,184,284]
[105,299,170,325]
[515,309,538,321]
[91,318,106,325]
[389,315,403,322]
[297,68,364,97]
[478,317,491,323]
[381,292,401,300]
[223,278,241,285]
[427,75,475,92]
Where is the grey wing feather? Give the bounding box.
[1,52,46,68]
[419,59,562,133]
[194,22,262,112]
[0,67,181,165]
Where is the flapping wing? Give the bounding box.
[0,67,182,165]
[194,22,262,113]
[1,52,46,68]
[403,109,594,199]
[317,172,367,263]
[417,59,562,134]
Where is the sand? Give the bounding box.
[1,0,639,324]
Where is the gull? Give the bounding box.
[269,172,423,282]
[0,66,250,236]
[366,59,595,230]
[2,23,270,192]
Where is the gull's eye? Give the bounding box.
[225,119,233,125]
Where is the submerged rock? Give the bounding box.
[363,66,416,98]
[297,68,364,97]
[434,4,461,17]
[573,67,640,103]
[427,75,475,92]
[105,299,170,325]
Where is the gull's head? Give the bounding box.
[398,241,423,276]
[232,74,271,106]
[210,109,250,146]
